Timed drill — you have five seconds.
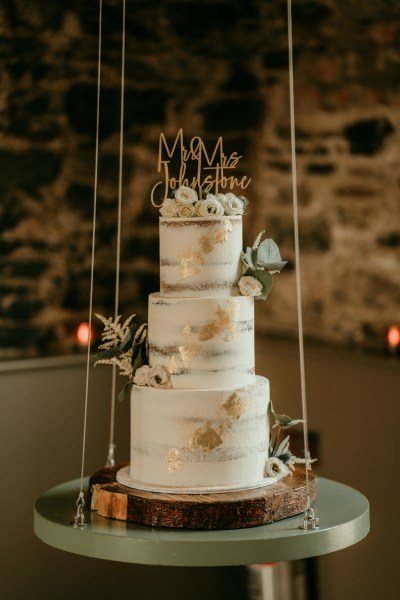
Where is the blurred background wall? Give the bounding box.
[1,0,399,359]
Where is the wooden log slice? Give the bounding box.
[88,465,317,530]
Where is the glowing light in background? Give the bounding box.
[386,324,400,354]
[75,322,94,347]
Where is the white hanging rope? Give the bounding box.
[106,0,126,468]
[287,0,318,528]
[73,0,103,528]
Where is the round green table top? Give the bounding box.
[34,476,369,567]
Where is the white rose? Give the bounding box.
[264,456,290,478]
[177,202,195,217]
[147,365,171,388]
[194,200,203,216]
[218,192,244,215]
[196,195,224,217]
[238,275,263,297]
[160,198,178,218]
[133,364,150,386]
[175,185,198,205]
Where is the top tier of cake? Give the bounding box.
[159,216,242,297]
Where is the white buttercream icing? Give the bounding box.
[128,376,270,492]
[159,216,242,297]
[148,293,255,389]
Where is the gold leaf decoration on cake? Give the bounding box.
[178,220,233,280]
[198,234,214,255]
[198,321,220,342]
[227,297,240,320]
[199,220,232,255]
[178,344,201,368]
[167,355,179,374]
[180,250,203,278]
[218,305,236,342]
[222,393,246,428]
[223,326,236,342]
[198,299,240,342]
[223,298,240,341]
[166,448,183,472]
[182,321,192,336]
[188,423,223,453]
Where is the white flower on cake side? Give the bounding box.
[94,313,171,400]
[265,456,290,478]
[238,275,263,297]
[264,403,317,480]
[133,364,150,386]
[239,230,287,301]
[134,364,172,389]
[158,185,247,218]
[147,364,172,388]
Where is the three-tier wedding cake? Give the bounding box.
[95,131,302,499]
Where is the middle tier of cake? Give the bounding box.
[148,292,255,389]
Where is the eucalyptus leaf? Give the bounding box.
[282,418,304,429]
[256,239,287,272]
[252,269,273,300]
[272,409,304,429]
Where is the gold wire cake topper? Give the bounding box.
[151,129,251,207]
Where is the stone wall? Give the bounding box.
[1,0,399,359]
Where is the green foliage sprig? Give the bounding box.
[240,230,287,300]
[94,313,148,401]
[268,402,314,473]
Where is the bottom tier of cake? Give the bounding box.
[121,375,277,493]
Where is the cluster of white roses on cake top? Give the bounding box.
[159,185,247,218]
[238,230,287,300]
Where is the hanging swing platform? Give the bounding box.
[88,464,316,529]
[34,472,369,566]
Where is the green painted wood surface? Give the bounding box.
[34,477,369,567]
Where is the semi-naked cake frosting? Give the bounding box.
[128,377,270,492]
[148,293,255,388]
[159,216,242,296]
[114,210,280,494]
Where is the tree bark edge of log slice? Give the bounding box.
[88,464,317,530]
